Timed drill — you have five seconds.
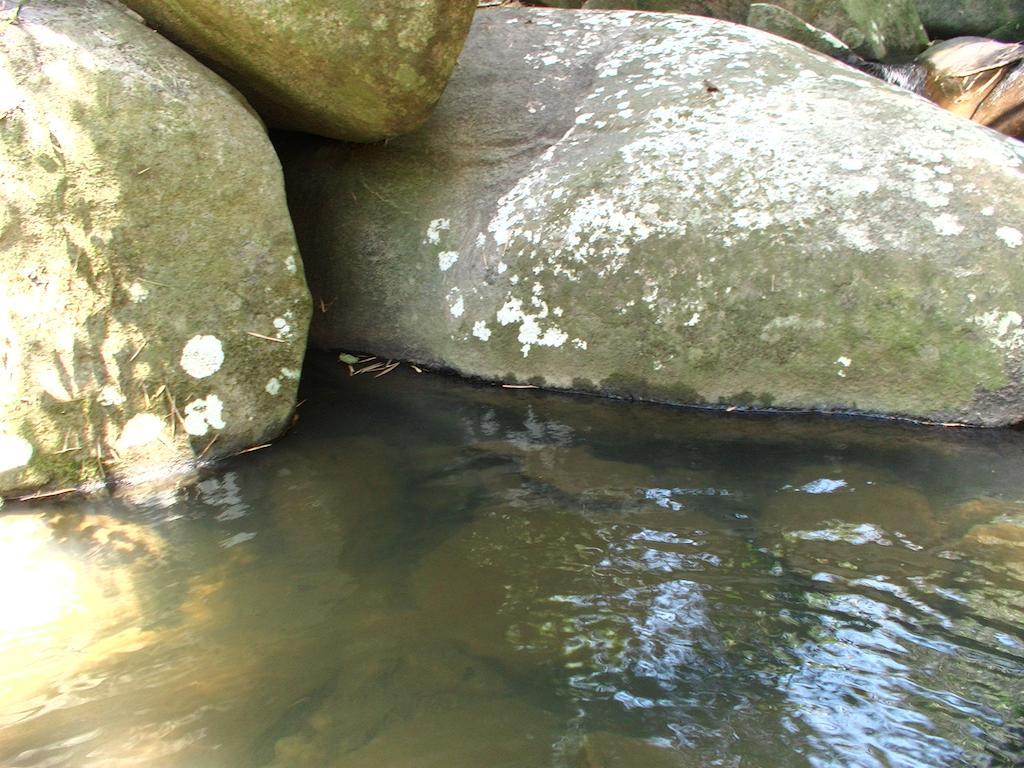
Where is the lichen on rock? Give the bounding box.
[118,0,478,142]
[0,0,311,496]
[280,8,1024,426]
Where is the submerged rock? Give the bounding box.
[760,464,940,549]
[120,0,477,142]
[0,514,157,721]
[280,8,1024,426]
[0,1,310,496]
[578,730,700,767]
[961,510,1024,580]
[267,638,560,768]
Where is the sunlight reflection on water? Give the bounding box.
[1,357,1023,767]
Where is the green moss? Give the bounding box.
[4,415,103,496]
[601,372,651,400]
[723,390,758,407]
[600,372,702,405]
[31,448,100,489]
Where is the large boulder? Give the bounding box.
[913,0,1024,40]
[527,1,588,7]
[582,0,752,23]
[520,0,927,58]
[0,0,310,496]
[279,8,1024,427]
[747,3,861,60]
[120,0,478,142]
[524,0,749,20]
[749,0,929,60]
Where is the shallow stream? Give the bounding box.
[1,354,1023,767]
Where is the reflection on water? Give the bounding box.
[1,353,1023,767]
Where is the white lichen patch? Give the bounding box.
[520,316,569,354]
[837,222,877,252]
[183,394,226,437]
[438,250,460,271]
[180,335,224,379]
[497,297,525,327]
[116,413,165,451]
[996,226,1023,248]
[449,289,465,318]
[496,296,569,357]
[910,181,948,210]
[425,218,451,245]
[273,316,293,339]
[472,320,492,341]
[126,282,149,303]
[731,208,774,230]
[98,384,126,407]
[0,433,33,473]
[285,254,297,274]
[974,309,1024,350]
[931,213,964,236]
[266,367,299,395]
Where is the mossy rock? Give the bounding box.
[279,9,1024,426]
[0,1,310,496]
[121,0,477,142]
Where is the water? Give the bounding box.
[1,353,1023,767]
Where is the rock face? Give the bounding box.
[777,0,927,60]
[523,0,926,58]
[752,0,928,60]
[747,3,860,60]
[119,0,477,142]
[0,1,310,496]
[581,0,751,23]
[280,8,1024,427]
[914,0,1024,40]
